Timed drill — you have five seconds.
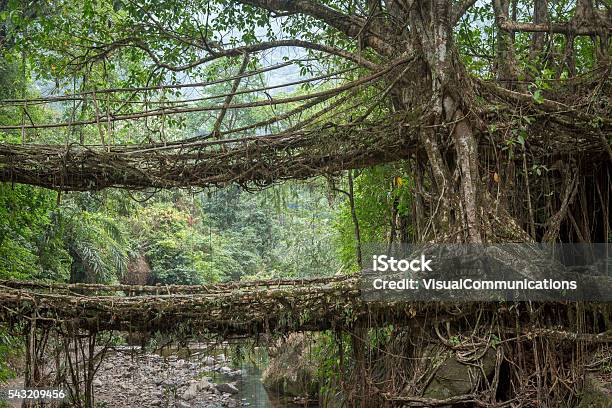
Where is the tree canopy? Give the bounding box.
[0,0,610,245]
[0,3,610,406]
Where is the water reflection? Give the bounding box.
[160,345,317,408]
[204,362,317,408]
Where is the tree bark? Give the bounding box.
[348,170,363,268]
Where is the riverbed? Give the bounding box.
[0,345,313,408]
[92,346,307,407]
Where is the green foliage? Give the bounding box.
[312,332,346,396]
[0,175,340,286]
[455,3,496,76]
[129,202,217,284]
[454,0,597,80]
[0,184,70,280]
[202,183,340,280]
[62,208,129,283]
[335,165,413,269]
[0,328,21,391]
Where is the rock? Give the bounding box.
[215,383,239,394]
[262,333,319,398]
[218,366,233,374]
[182,377,216,400]
[577,374,612,408]
[182,383,199,400]
[197,378,214,391]
[422,347,497,406]
[90,348,242,408]
[226,370,242,380]
[162,379,176,387]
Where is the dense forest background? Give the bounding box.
[0,42,413,382]
[0,58,388,286]
[0,0,606,287]
[0,0,610,405]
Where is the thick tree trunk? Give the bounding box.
[390,0,497,243]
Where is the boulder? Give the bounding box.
[182,383,199,400]
[215,382,239,394]
[577,374,612,408]
[225,370,242,380]
[218,366,233,374]
[195,378,214,392]
[422,347,497,405]
[261,333,319,398]
[182,378,214,400]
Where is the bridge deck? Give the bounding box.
[2,278,605,339]
[0,277,416,336]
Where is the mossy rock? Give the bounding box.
[262,333,319,398]
[577,374,612,408]
[423,348,497,402]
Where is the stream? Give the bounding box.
[0,344,316,408]
[152,344,316,408]
[204,363,306,408]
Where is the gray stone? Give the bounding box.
[202,356,216,366]
[218,366,233,374]
[215,382,239,394]
[422,348,497,406]
[197,378,214,391]
[182,383,199,400]
[226,370,242,380]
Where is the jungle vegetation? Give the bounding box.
[0,0,610,406]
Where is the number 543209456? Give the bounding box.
[7,389,66,399]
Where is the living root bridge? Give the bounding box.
[0,276,383,336]
[0,114,416,191]
[0,277,610,339]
